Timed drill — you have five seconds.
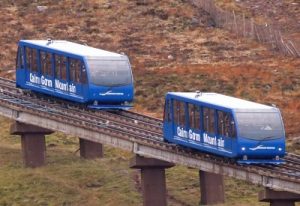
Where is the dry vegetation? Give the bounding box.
[0,0,298,136]
[215,0,300,44]
[0,0,299,205]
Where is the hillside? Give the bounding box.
[0,0,299,137]
[216,0,300,44]
[0,0,299,205]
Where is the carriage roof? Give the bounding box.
[20,40,127,60]
[167,92,277,112]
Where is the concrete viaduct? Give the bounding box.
[0,89,299,206]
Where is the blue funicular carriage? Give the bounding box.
[16,39,134,109]
[163,92,285,164]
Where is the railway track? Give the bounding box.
[0,77,162,135]
[0,77,299,193]
[0,78,162,129]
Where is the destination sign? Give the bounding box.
[29,73,77,93]
[177,126,224,148]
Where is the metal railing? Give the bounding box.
[190,0,300,57]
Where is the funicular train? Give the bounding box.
[163,92,286,164]
[15,40,285,164]
[15,40,134,109]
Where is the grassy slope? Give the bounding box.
[0,0,299,205]
[0,116,268,206]
[0,118,142,206]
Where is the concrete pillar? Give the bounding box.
[199,170,225,205]
[10,121,53,168]
[259,188,300,206]
[79,138,103,159]
[130,155,175,206]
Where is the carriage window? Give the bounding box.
[227,114,236,138]
[25,47,31,69]
[26,47,38,72]
[188,104,200,130]
[179,102,185,127]
[16,47,24,69]
[46,53,52,76]
[86,59,132,86]
[55,55,67,80]
[81,64,87,84]
[25,48,31,70]
[69,58,76,82]
[164,100,171,122]
[203,107,215,134]
[31,49,38,72]
[70,59,83,83]
[236,112,283,140]
[40,51,52,76]
[218,111,225,136]
[173,100,185,127]
[173,100,178,125]
[61,57,67,80]
[195,106,200,130]
[218,111,236,137]
[55,55,61,78]
[75,60,81,83]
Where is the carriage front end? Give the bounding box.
[85,56,134,110]
[234,109,286,164]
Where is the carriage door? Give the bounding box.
[25,47,39,86]
[69,58,83,98]
[173,100,188,142]
[217,111,236,152]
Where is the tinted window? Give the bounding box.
[164,99,171,122]
[32,49,38,72]
[55,55,67,80]
[55,55,61,78]
[86,59,132,86]
[203,107,215,134]
[188,104,200,130]
[81,64,87,84]
[75,60,81,83]
[40,51,52,76]
[61,57,67,80]
[173,100,179,125]
[16,47,24,69]
[70,58,83,83]
[179,101,185,127]
[25,48,32,70]
[69,58,76,82]
[236,112,284,140]
[217,111,236,138]
[26,47,38,72]
[173,100,185,127]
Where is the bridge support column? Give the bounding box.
[199,170,225,205]
[10,121,53,168]
[259,188,300,206]
[79,138,103,159]
[130,155,175,206]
